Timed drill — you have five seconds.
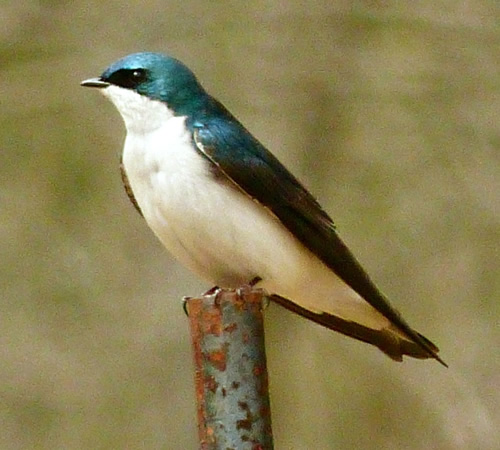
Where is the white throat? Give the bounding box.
[101,85,175,133]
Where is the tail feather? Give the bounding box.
[271,294,447,366]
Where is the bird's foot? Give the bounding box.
[184,279,264,315]
[236,277,270,306]
[236,276,262,297]
[202,285,221,296]
[182,285,222,316]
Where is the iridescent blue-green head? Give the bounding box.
[81,52,209,126]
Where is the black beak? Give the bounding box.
[80,78,110,88]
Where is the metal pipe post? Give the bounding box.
[187,288,273,449]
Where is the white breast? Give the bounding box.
[121,110,299,286]
[103,85,283,284]
[102,85,391,330]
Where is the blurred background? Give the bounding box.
[1,1,499,449]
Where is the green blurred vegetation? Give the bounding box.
[1,1,498,449]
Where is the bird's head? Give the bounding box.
[81,52,207,130]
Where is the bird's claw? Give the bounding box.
[202,285,221,296]
[182,296,191,316]
[236,276,262,297]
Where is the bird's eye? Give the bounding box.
[105,68,148,89]
[131,70,146,81]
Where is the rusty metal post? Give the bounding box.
[186,288,273,450]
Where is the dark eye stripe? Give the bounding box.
[104,68,148,89]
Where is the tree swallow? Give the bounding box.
[81,52,445,366]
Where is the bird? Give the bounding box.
[81,52,446,366]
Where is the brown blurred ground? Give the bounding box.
[1,1,499,449]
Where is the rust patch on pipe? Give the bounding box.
[253,365,264,377]
[224,322,238,333]
[201,309,223,336]
[204,375,218,393]
[206,348,227,371]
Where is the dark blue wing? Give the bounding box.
[187,100,443,364]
